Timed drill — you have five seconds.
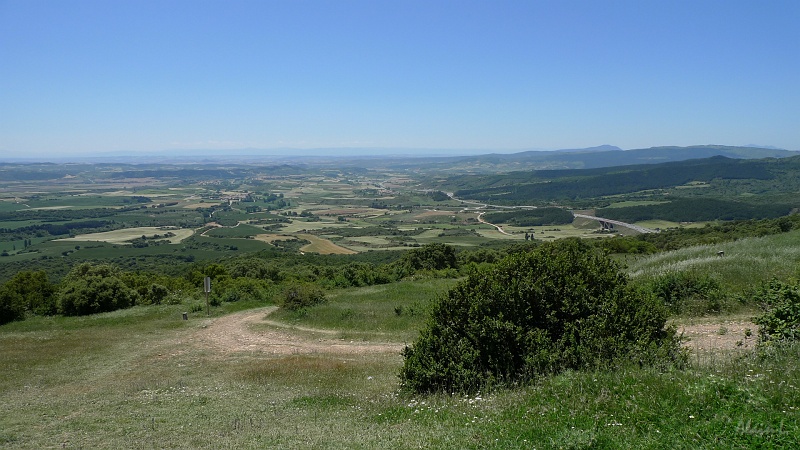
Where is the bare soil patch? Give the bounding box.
[193,307,402,355]
[677,319,758,356]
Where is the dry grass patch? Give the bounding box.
[297,234,357,255]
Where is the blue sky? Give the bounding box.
[1,0,798,157]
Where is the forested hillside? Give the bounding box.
[441,155,800,222]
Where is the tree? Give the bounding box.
[57,263,139,316]
[4,270,57,315]
[0,284,25,325]
[400,239,684,394]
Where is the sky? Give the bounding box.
[1,0,799,158]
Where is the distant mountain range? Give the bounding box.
[3,145,796,172]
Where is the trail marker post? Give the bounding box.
[203,276,211,316]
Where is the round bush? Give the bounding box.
[400,239,684,394]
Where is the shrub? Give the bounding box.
[279,282,326,310]
[753,279,800,344]
[647,271,726,315]
[400,239,684,394]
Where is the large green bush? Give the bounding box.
[57,263,139,316]
[400,239,684,394]
[217,277,274,303]
[279,282,326,310]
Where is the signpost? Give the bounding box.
[203,276,211,316]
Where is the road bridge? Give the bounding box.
[573,214,658,234]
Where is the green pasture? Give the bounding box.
[113,210,205,227]
[343,236,396,246]
[279,219,348,233]
[0,202,29,213]
[195,236,273,252]
[415,234,492,247]
[0,219,44,229]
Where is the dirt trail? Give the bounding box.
[193,307,404,355]
[676,320,758,355]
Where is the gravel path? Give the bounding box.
[193,307,404,355]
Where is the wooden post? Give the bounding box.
[204,276,211,316]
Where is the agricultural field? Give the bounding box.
[59,227,194,244]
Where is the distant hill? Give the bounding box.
[374,145,797,173]
[439,154,800,222]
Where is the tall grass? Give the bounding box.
[627,229,800,296]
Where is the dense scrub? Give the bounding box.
[646,271,726,316]
[400,239,685,394]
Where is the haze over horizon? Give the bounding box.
[1,1,798,158]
